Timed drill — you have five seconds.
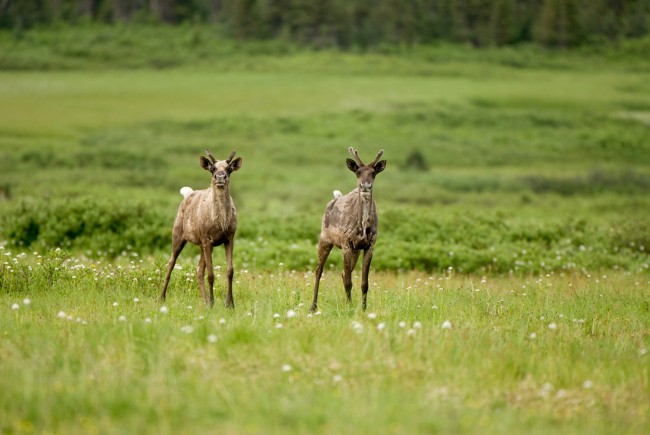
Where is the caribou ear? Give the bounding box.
[229,157,243,172]
[373,160,387,174]
[200,156,212,171]
[346,158,359,172]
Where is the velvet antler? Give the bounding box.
[369,149,384,167]
[205,149,217,164]
[348,147,364,165]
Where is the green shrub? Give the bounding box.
[2,198,648,274]
[2,197,169,256]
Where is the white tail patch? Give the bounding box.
[333,190,342,198]
[180,187,194,198]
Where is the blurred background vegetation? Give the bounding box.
[0,0,649,275]
[2,0,649,48]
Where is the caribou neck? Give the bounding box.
[211,183,232,231]
[357,189,374,240]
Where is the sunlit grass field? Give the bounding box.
[1,26,650,433]
[1,248,649,434]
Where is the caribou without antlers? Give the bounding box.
[160,149,243,308]
[311,147,387,312]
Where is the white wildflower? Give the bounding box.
[281,364,292,372]
[540,382,554,398]
[367,312,377,320]
[286,309,296,318]
[441,320,452,330]
[159,306,168,314]
[181,325,194,334]
[207,334,218,343]
[11,303,19,310]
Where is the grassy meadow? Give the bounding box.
[1,25,649,433]
[2,248,649,434]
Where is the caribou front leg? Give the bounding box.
[196,251,207,305]
[342,247,360,304]
[311,240,333,312]
[202,242,215,307]
[360,246,374,311]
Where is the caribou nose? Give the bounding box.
[360,182,373,192]
[215,172,227,184]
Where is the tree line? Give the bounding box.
[1,0,649,48]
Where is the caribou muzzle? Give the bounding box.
[360,182,373,193]
[214,172,228,186]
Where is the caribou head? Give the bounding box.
[200,149,243,188]
[346,147,387,195]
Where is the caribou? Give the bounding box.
[160,149,242,308]
[311,147,387,312]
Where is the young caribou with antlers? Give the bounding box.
[160,149,243,308]
[311,147,387,312]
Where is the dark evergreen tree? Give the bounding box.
[490,0,515,45]
[0,0,648,48]
[535,0,583,47]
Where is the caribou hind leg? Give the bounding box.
[311,240,333,312]
[160,238,187,302]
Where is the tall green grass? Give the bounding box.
[1,248,649,434]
